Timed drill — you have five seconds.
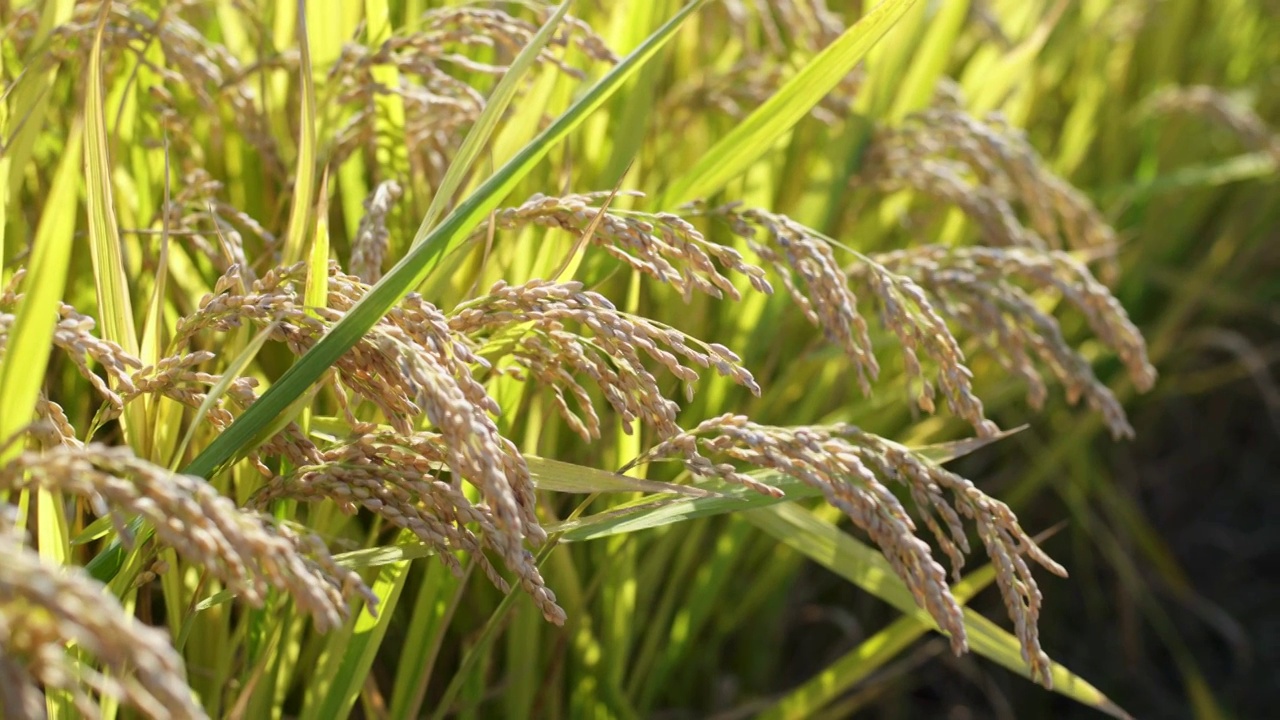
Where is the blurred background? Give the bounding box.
[753,2,1280,717]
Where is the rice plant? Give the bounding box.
[1,1,1274,718]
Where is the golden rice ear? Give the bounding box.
[867,245,1156,439]
[0,509,206,720]
[451,278,762,438]
[638,415,1066,686]
[323,6,616,180]
[177,261,552,574]
[476,192,773,301]
[704,204,1002,434]
[707,205,882,395]
[0,445,376,633]
[254,431,567,625]
[860,103,1125,281]
[348,180,403,283]
[702,201,1154,438]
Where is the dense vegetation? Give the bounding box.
[1,1,1275,718]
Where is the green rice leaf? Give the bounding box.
[658,0,917,207]
[887,0,971,121]
[333,542,437,571]
[304,169,332,317]
[84,1,136,356]
[908,424,1027,464]
[0,126,82,458]
[553,478,820,543]
[300,562,410,720]
[1,0,76,266]
[70,513,116,546]
[526,455,707,496]
[84,0,141,456]
[1106,151,1278,201]
[279,0,318,266]
[747,503,1133,719]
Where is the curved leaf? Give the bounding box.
[748,503,1133,719]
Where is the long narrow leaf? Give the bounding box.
[0,126,82,458]
[279,0,318,266]
[300,562,410,720]
[526,455,710,496]
[748,503,1132,719]
[658,0,917,207]
[1,0,76,266]
[84,0,141,449]
[553,480,819,542]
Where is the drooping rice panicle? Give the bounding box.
[176,262,558,613]
[860,88,1124,281]
[0,444,376,633]
[254,431,566,624]
[0,508,206,720]
[349,180,403,283]
[478,193,773,301]
[706,204,881,395]
[865,244,1157,438]
[451,279,762,439]
[638,414,1066,686]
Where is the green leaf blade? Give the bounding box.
[748,503,1132,719]
[658,0,918,207]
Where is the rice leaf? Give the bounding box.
[1,0,76,266]
[747,503,1133,719]
[888,0,971,121]
[304,169,332,316]
[659,0,917,207]
[0,127,82,458]
[84,0,141,456]
[300,562,410,720]
[526,455,709,496]
[280,0,318,266]
[552,479,820,543]
[907,424,1027,464]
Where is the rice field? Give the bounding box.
[1,1,1276,718]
